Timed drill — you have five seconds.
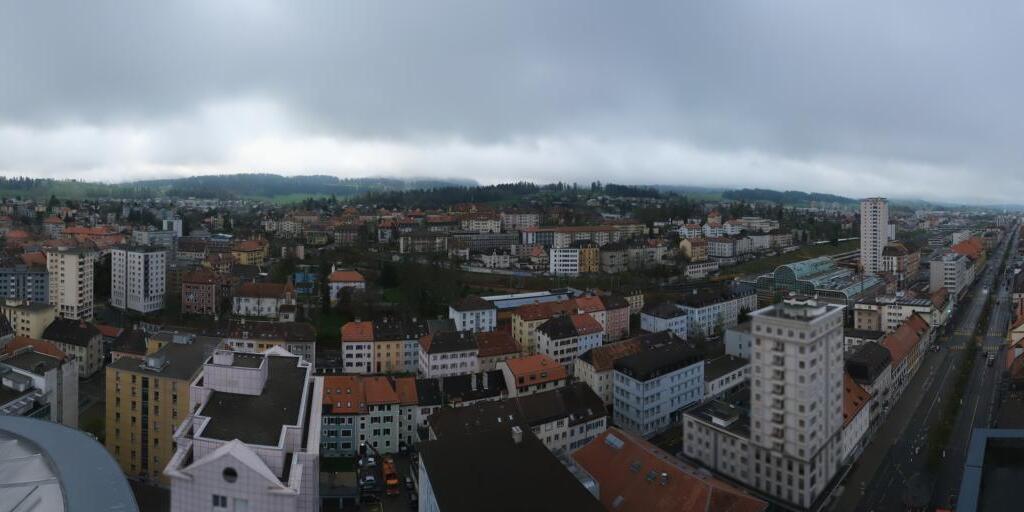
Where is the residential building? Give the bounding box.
[326,270,365,304]
[535,314,603,371]
[677,285,758,338]
[881,242,920,288]
[231,281,296,321]
[131,229,175,249]
[340,320,374,373]
[210,321,317,366]
[613,340,706,437]
[111,246,167,314]
[550,246,583,276]
[231,239,269,266]
[704,355,750,401]
[418,428,604,512]
[110,329,148,363]
[428,382,607,455]
[880,314,930,399]
[499,211,541,231]
[448,296,497,333]
[841,373,871,462]
[0,300,56,339]
[0,337,79,427]
[572,428,768,512]
[511,299,578,354]
[320,374,419,457]
[371,317,429,374]
[575,331,680,404]
[854,294,938,333]
[930,252,971,299]
[860,197,889,274]
[42,318,103,378]
[679,237,709,263]
[724,322,753,359]
[181,269,222,317]
[46,247,96,320]
[499,354,568,397]
[418,331,480,379]
[0,259,48,304]
[845,341,894,427]
[475,330,521,371]
[105,333,222,483]
[641,301,688,338]
[164,348,322,512]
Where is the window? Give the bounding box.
[213,495,228,509]
[223,467,238,483]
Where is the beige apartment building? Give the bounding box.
[0,300,56,339]
[46,247,96,320]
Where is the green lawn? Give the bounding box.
[721,239,859,278]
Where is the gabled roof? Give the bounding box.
[881,313,929,367]
[571,428,768,512]
[177,439,285,489]
[328,270,365,283]
[235,282,288,299]
[450,296,495,312]
[1,336,67,362]
[42,318,99,347]
[340,321,374,343]
[843,372,871,427]
[513,299,577,322]
[502,354,567,388]
[474,331,520,358]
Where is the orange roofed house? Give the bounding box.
[320,375,418,457]
[498,353,567,397]
[572,428,767,512]
[881,313,930,399]
[327,270,366,304]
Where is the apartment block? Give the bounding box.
[105,333,222,483]
[1,300,56,339]
[164,348,322,511]
[46,247,96,320]
[613,340,706,437]
[111,245,167,314]
[860,197,889,274]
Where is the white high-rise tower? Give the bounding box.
[860,197,889,274]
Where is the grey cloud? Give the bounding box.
[1,1,1023,202]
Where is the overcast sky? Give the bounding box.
[2,1,1023,203]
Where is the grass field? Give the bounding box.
[721,239,859,278]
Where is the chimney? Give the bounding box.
[511,426,523,445]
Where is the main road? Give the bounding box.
[831,222,1018,512]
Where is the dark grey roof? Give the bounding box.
[418,428,604,512]
[846,342,893,385]
[429,383,606,438]
[424,330,477,354]
[676,284,755,309]
[433,370,507,405]
[844,328,886,340]
[537,314,577,339]
[599,294,629,310]
[372,317,429,341]
[111,329,147,356]
[614,341,706,381]
[199,355,308,446]
[3,350,61,375]
[42,318,99,347]
[704,355,749,382]
[450,296,496,312]
[108,334,221,381]
[641,301,685,319]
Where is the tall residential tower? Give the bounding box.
[860,197,889,274]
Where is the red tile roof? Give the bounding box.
[503,354,567,388]
[363,376,400,405]
[570,314,603,336]
[514,299,577,322]
[94,324,124,338]
[328,270,365,283]
[474,331,521,358]
[235,282,288,299]
[19,252,46,267]
[574,295,604,314]
[581,338,643,372]
[951,237,984,261]
[322,375,364,414]
[843,372,870,427]
[881,313,929,366]
[2,336,67,362]
[571,428,768,512]
[341,321,374,343]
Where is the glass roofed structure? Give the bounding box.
[753,256,885,308]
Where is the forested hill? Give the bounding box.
[722,188,856,205]
[0,174,476,201]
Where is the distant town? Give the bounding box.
[0,179,1020,512]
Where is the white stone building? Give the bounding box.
[111,246,167,314]
[860,197,889,274]
[165,348,322,512]
[45,247,95,320]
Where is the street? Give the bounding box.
[832,223,1018,512]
